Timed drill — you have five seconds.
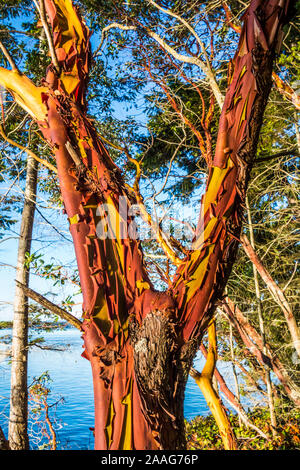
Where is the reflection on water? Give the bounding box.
[0,328,211,449]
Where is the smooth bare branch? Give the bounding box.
[96,21,224,109]
[33,0,60,74]
[0,40,18,71]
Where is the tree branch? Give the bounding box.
[271,71,300,110]
[255,147,299,163]
[147,0,211,66]
[222,297,300,406]
[0,68,48,122]
[0,425,9,450]
[190,320,238,450]
[0,123,57,173]
[96,21,224,109]
[33,0,60,74]
[95,22,136,55]
[241,234,300,357]
[0,40,18,71]
[200,343,269,440]
[126,155,183,266]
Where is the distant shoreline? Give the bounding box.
[0,320,71,331]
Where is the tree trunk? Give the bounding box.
[8,155,38,450]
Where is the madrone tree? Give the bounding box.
[0,0,292,450]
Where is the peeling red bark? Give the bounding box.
[200,343,269,440]
[241,234,300,357]
[171,0,292,343]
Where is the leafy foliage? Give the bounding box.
[186,408,300,450]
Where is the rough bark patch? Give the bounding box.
[130,311,193,449]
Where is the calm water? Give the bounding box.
[0,328,220,449]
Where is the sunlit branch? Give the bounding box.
[0,67,48,121]
[147,0,211,66]
[95,22,136,56]
[200,342,269,440]
[222,1,242,34]
[241,233,300,357]
[33,0,60,74]
[271,71,300,110]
